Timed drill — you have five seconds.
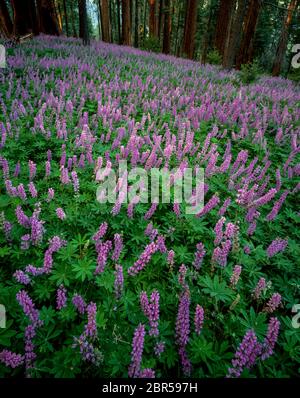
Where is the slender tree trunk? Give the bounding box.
[149,0,157,38]
[201,1,214,64]
[78,0,89,45]
[70,1,77,37]
[134,0,139,47]
[55,0,63,34]
[162,0,171,54]
[117,0,121,43]
[182,0,198,59]
[122,0,131,45]
[100,0,111,42]
[62,0,69,36]
[214,0,233,59]
[143,0,147,42]
[223,0,247,68]
[175,0,183,56]
[236,0,262,69]
[38,0,60,35]
[158,0,163,41]
[0,0,13,37]
[272,0,299,76]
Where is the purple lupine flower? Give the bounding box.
[21,234,31,250]
[128,242,157,276]
[140,290,160,337]
[253,277,266,300]
[14,270,31,285]
[95,240,112,274]
[0,350,24,369]
[167,250,175,270]
[71,171,80,195]
[250,188,277,208]
[14,161,20,177]
[139,368,155,378]
[154,341,165,357]
[72,294,86,314]
[218,198,231,217]
[24,324,37,372]
[178,264,187,288]
[114,264,124,300]
[128,324,146,378]
[244,245,251,254]
[17,184,27,201]
[214,217,225,245]
[230,265,242,288]
[176,290,191,376]
[193,242,206,270]
[28,182,37,198]
[263,293,282,313]
[73,334,99,364]
[30,209,44,246]
[112,234,123,261]
[28,160,36,180]
[144,203,158,220]
[266,190,289,221]
[16,290,41,326]
[3,220,12,241]
[45,160,51,177]
[212,239,232,267]
[84,302,97,339]
[260,317,280,360]
[196,194,220,218]
[15,206,30,227]
[227,329,262,378]
[92,222,108,242]
[56,285,67,310]
[47,188,54,202]
[225,222,238,239]
[194,305,204,335]
[156,235,167,253]
[266,238,288,257]
[56,207,66,220]
[173,203,180,217]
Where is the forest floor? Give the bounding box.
[0,35,299,378]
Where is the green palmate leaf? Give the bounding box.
[200,275,234,303]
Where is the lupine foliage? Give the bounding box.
[0,36,299,378]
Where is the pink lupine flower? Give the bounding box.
[56,207,66,220]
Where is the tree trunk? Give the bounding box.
[182,0,198,59]
[11,0,38,36]
[214,0,233,59]
[122,0,131,45]
[162,0,171,54]
[201,1,214,64]
[70,1,77,37]
[62,0,69,36]
[272,0,299,76]
[149,0,157,38]
[100,0,111,42]
[117,0,121,44]
[0,0,13,37]
[38,0,60,35]
[223,0,247,68]
[158,0,163,40]
[134,0,139,47]
[55,0,63,34]
[236,0,262,69]
[175,0,183,56]
[78,0,89,45]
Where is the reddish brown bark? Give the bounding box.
[236,0,262,69]
[162,0,171,54]
[100,0,111,42]
[122,0,131,45]
[149,0,157,37]
[38,0,60,35]
[182,0,198,59]
[223,0,247,68]
[272,0,299,76]
[214,0,234,59]
[0,0,13,36]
